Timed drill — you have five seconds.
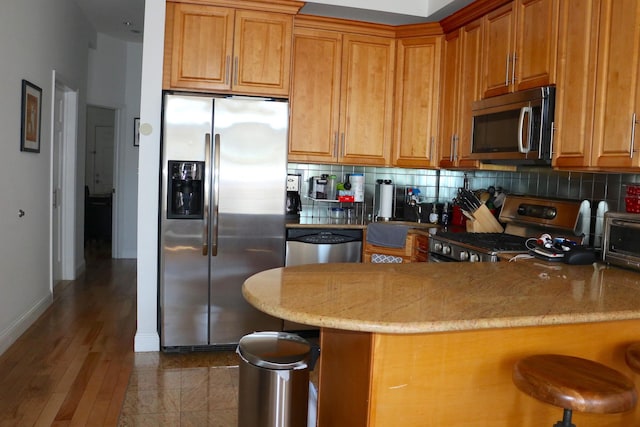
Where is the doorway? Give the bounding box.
[85,106,116,257]
[51,71,78,288]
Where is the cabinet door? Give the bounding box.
[457,19,483,169]
[339,34,395,166]
[553,0,599,168]
[392,36,442,168]
[288,28,342,163]
[169,3,234,92]
[439,30,461,169]
[233,10,292,96]
[482,3,516,98]
[514,0,559,91]
[591,0,640,168]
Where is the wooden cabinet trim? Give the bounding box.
[294,14,396,37]
[169,0,304,15]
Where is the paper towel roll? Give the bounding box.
[378,184,394,219]
[350,174,364,202]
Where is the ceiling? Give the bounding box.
[72,0,474,43]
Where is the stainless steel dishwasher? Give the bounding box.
[284,227,362,331]
[285,228,363,266]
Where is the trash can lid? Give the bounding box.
[237,332,311,370]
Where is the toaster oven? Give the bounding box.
[602,211,640,271]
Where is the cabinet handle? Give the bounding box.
[631,113,639,159]
[340,133,345,158]
[333,132,338,158]
[505,55,510,86]
[233,56,238,86]
[428,136,434,160]
[511,53,517,85]
[224,55,230,85]
[453,135,459,161]
[449,135,455,162]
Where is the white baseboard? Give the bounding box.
[134,331,160,352]
[0,294,52,356]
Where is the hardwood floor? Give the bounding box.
[0,251,240,426]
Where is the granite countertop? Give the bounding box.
[243,260,640,334]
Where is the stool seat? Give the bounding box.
[513,354,638,414]
[626,342,640,374]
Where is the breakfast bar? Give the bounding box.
[243,261,640,426]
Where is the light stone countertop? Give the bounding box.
[242,261,640,334]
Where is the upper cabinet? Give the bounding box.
[289,19,395,166]
[164,2,298,97]
[590,0,640,169]
[482,0,559,98]
[392,33,442,168]
[552,0,599,168]
[439,19,483,169]
[554,0,640,170]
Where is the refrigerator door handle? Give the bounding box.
[211,133,221,256]
[203,133,211,256]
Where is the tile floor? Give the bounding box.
[118,348,318,426]
[118,351,240,426]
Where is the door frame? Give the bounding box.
[85,104,122,258]
[50,70,78,287]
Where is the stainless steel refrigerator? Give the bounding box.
[159,93,287,349]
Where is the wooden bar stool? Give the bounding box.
[513,354,638,427]
[626,342,640,374]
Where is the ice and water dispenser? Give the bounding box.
[167,161,204,219]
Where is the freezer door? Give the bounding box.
[209,98,287,345]
[160,94,213,348]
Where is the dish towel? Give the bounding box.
[371,253,404,263]
[366,223,409,248]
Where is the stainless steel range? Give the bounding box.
[429,195,589,262]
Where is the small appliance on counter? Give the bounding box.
[286,173,302,218]
[374,179,394,221]
[308,175,328,199]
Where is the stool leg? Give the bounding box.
[552,409,575,427]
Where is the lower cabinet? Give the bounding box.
[363,232,429,263]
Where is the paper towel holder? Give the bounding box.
[374,179,395,221]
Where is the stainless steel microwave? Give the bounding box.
[470,86,555,165]
[602,211,640,271]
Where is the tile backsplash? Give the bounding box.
[288,162,640,246]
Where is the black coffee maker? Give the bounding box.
[286,174,302,217]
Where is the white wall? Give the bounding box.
[0,0,94,355]
[87,33,141,259]
[135,0,165,351]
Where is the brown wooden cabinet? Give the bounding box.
[362,231,429,263]
[164,2,295,96]
[554,0,640,170]
[552,0,599,168]
[439,19,483,169]
[289,19,395,166]
[391,34,442,168]
[590,0,640,169]
[482,0,559,98]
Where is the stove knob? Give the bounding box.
[433,242,443,252]
[442,245,451,255]
[469,253,480,262]
[459,251,469,261]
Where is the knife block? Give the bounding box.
[465,204,504,233]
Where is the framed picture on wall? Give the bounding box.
[20,79,42,153]
[134,117,140,147]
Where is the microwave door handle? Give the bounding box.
[518,106,531,154]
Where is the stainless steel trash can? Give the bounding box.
[237,331,311,427]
